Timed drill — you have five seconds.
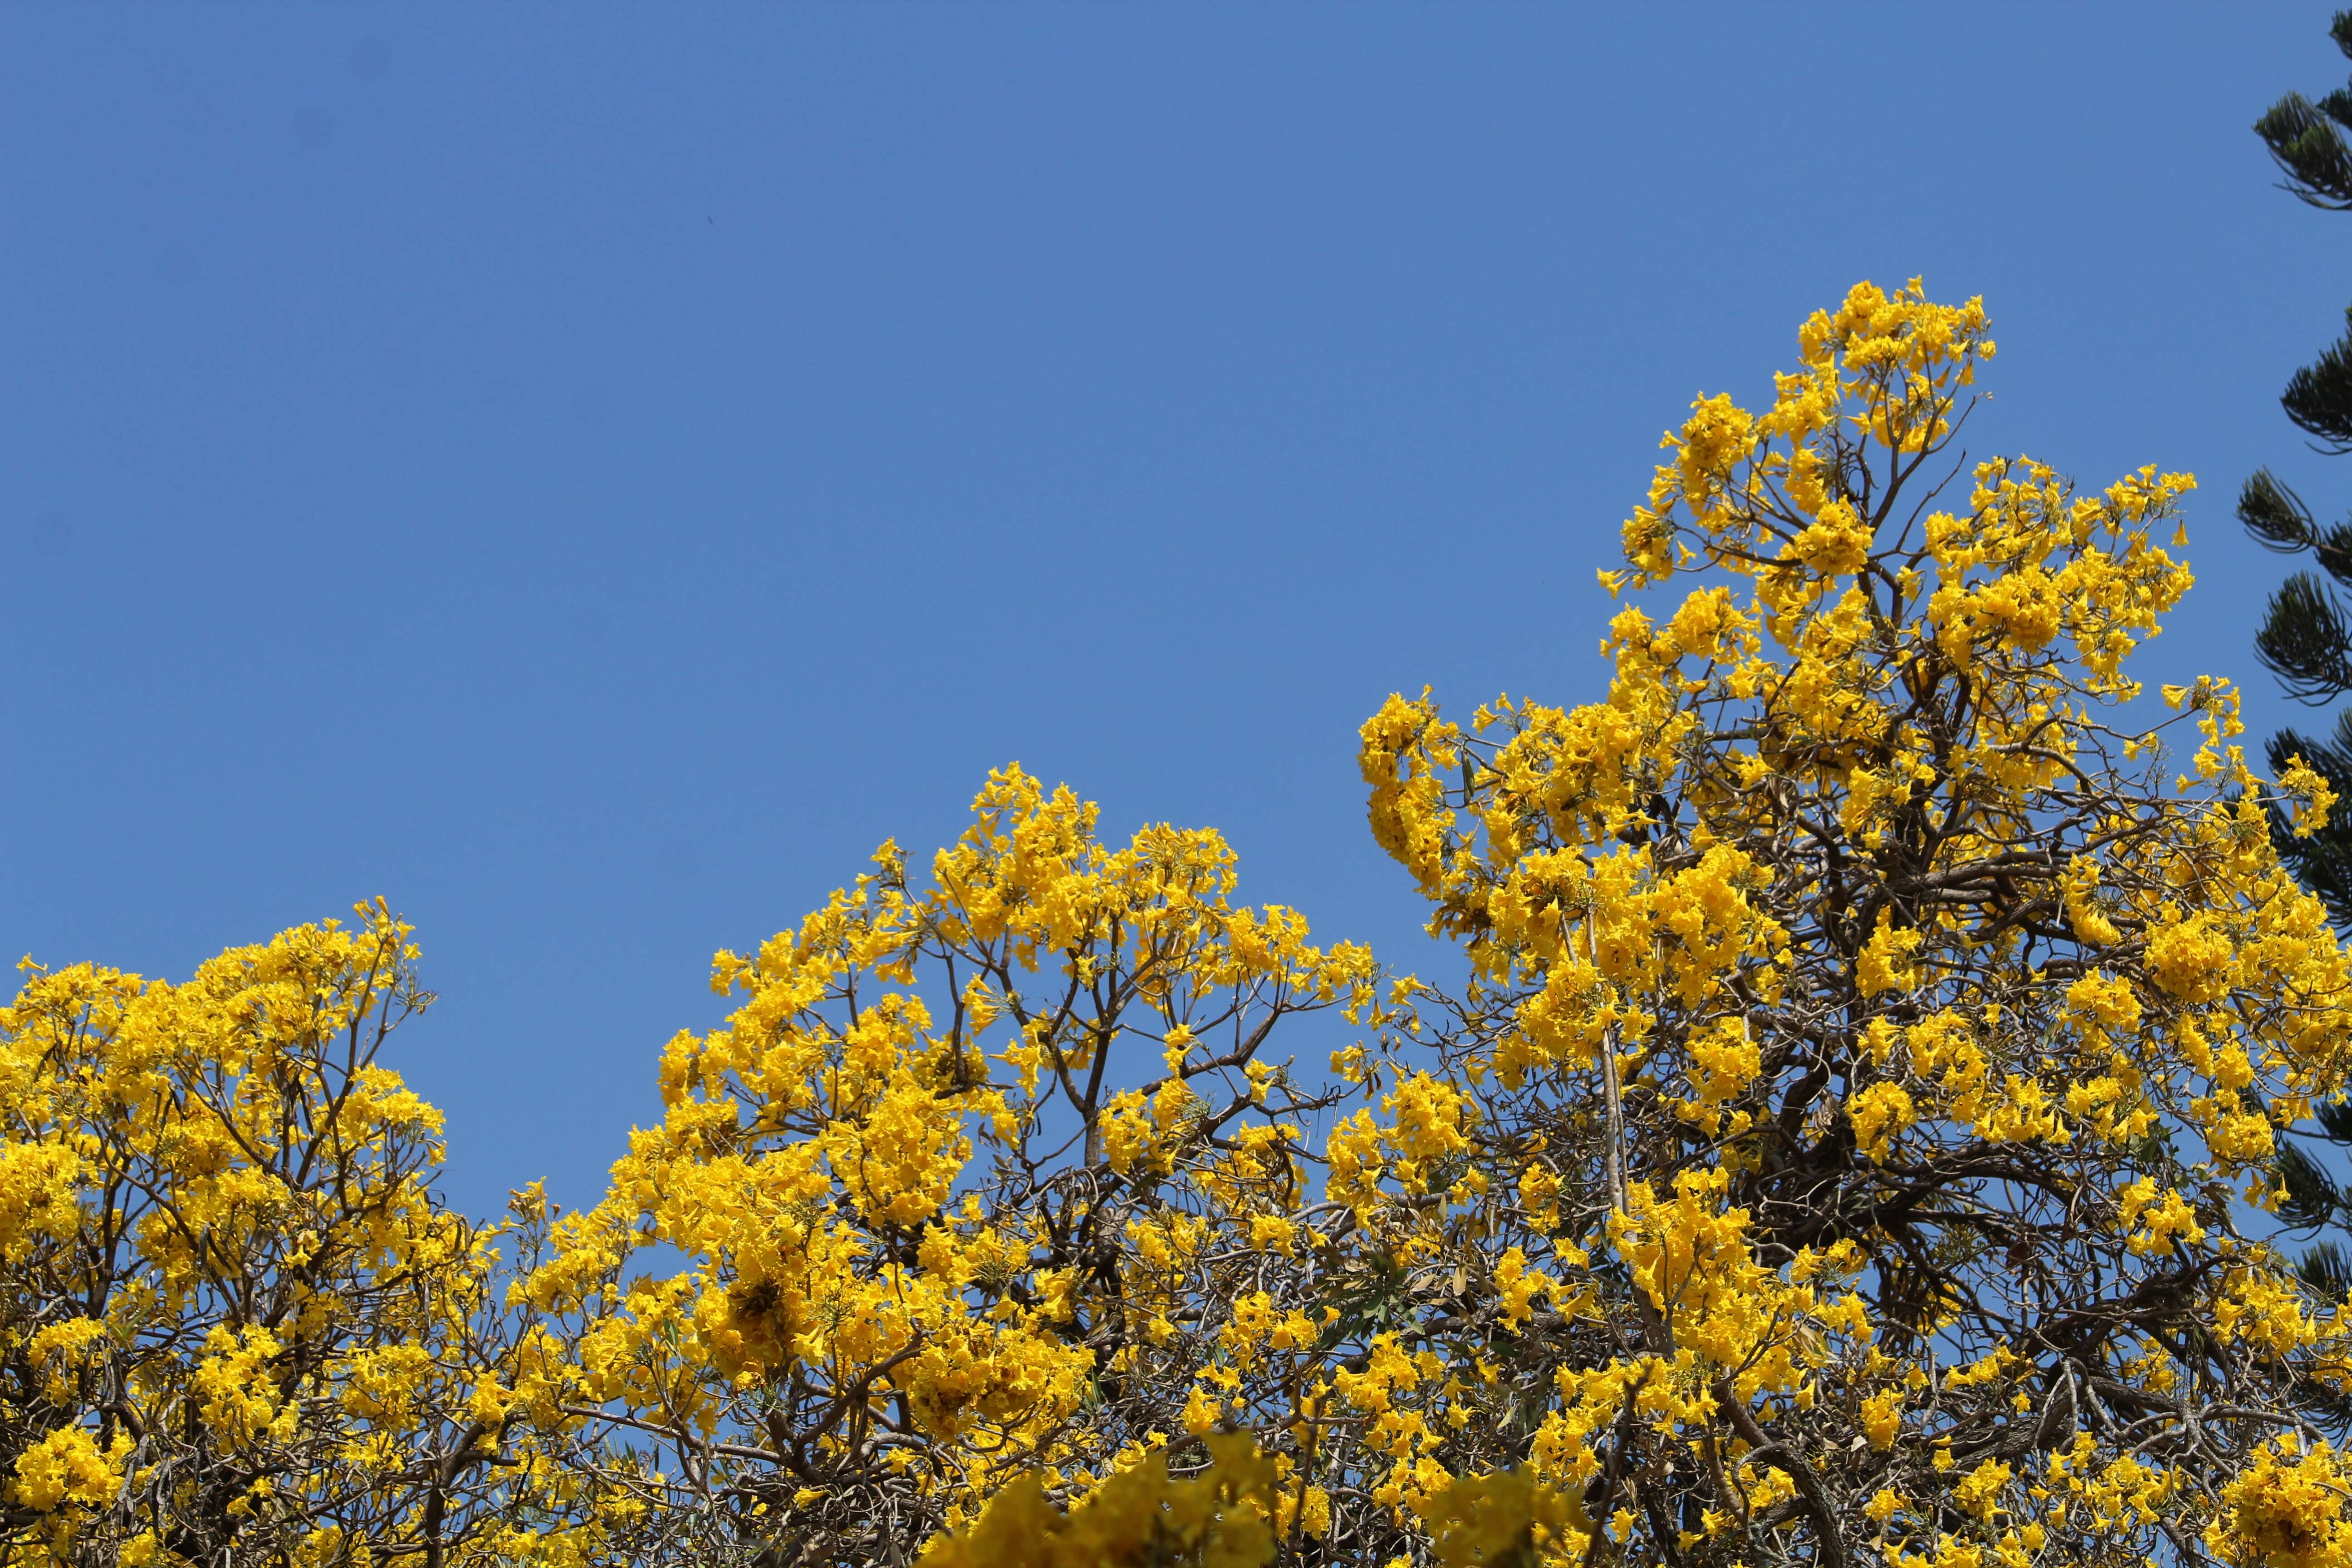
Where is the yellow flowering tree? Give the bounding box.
[17,281,2352,1568]
[0,906,581,1568]
[1338,281,2352,1568]
[524,769,1397,1562]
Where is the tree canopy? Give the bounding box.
[10,283,2352,1568]
[2244,9,2352,936]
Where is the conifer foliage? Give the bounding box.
[2246,10,2352,932]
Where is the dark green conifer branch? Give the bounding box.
[2244,18,2352,1325]
[2243,467,2319,551]
[2257,12,2352,206]
[2286,309,2352,452]
[2246,11,2352,934]
[2258,573,2352,703]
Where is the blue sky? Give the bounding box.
[5,4,2347,1220]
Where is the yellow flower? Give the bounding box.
[8,1427,125,1514]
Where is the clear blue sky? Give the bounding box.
[5,4,2344,1220]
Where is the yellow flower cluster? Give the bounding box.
[1347,279,2352,1568]
[0,906,609,1565]
[2220,1437,2352,1568]
[917,1431,1279,1568]
[514,764,1402,1554]
[9,1426,127,1514]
